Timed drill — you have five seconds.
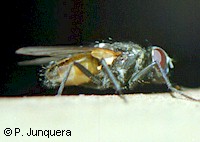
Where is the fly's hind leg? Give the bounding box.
[73,62,101,85]
[56,60,126,101]
[56,63,73,96]
[56,62,102,96]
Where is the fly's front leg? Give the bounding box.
[128,62,156,89]
[129,62,157,83]
[155,61,200,102]
[128,61,199,102]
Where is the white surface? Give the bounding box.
[0,89,200,142]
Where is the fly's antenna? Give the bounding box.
[144,39,153,48]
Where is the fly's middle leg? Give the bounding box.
[100,58,127,102]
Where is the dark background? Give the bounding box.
[2,0,200,96]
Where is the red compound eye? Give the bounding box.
[152,47,167,71]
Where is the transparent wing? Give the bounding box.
[17,57,63,65]
[16,46,94,65]
[15,46,94,57]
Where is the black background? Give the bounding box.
[2,0,200,96]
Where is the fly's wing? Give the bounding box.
[16,46,94,65]
[17,57,63,65]
[16,46,93,56]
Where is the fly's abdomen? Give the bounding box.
[43,54,99,87]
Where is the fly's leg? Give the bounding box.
[101,58,126,102]
[129,61,199,102]
[129,62,157,83]
[73,62,101,85]
[56,59,125,101]
[155,61,200,102]
[100,58,121,94]
[75,61,126,102]
[56,61,102,96]
[56,63,73,96]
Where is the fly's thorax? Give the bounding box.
[94,42,143,53]
[109,44,147,88]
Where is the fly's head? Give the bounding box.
[148,46,174,83]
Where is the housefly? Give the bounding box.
[16,41,199,101]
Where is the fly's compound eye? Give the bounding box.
[151,46,173,74]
